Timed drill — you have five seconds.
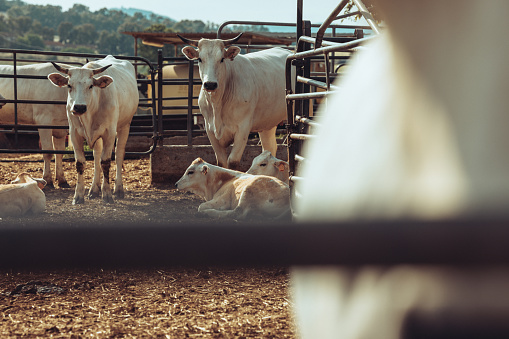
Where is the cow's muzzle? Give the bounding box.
[203,81,218,92]
[72,104,87,115]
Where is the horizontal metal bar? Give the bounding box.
[287,92,336,100]
[295,115,320,128]
[295,154,305,162]
[1,219,509,269]
[297,76,340,91]
[292,36,376,61]
[289,175,304,183]
[0,124,67,130]
[0,99,66,105]
[290,133,316,141]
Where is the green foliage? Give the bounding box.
[0,0,275,67]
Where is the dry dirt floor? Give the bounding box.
[0,154,296,338]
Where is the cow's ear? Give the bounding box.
[182,46,199,60]
[93,75,113,89]
[48,73,68,87]
[34,178,47,190]
[201,165,208,175]
[274,161,289,172]
[225,46,241,61]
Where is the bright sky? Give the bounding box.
[19,0,357,25]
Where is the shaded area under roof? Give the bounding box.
[122,31,295,48]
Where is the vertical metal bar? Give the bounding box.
[315,0,351,49]
[187,60,194,146]
[157,50,164,145]
[13,52,18,149]
[302,20,311,119]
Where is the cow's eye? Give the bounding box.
[188,170,194,175]
[220,58,225,63]
[89,85,93,89]
[260,163,267,167]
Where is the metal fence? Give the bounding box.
[0,49,157,157]
[285,0,380,194]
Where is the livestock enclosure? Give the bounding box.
[2,0,509,338]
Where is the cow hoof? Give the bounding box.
[103,195,115,204]
[58,181,71,188]
[114,190,124,199]
[72,196,85,205]
[45,182,55,189]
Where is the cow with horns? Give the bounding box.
[48,55,139,205]
[178,33,293,170]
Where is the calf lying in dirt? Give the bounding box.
[246,150,289,184]
[176,158,290,220]
[0,172,46,217]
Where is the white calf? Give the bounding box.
[176,157,290,220]
[0,172,46,217]
[246,150,289,184]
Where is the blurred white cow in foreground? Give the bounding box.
[247,150,289,184]
[48,55,139,204]
[176,157,290,220]
[0,172,46,217]
[178,34,292,170]
[291,1,509,338]
[0,63,70,187]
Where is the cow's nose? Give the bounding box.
[203,82,218,91]
[73,104,87,115]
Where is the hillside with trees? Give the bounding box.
[0,0,268,62]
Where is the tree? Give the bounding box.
[17,33,45,49]
[58,21,73,43]
[9,15,33,35]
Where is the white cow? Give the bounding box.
[48,55,139,204]
[0,172,46,217]
[0,63,70,187]
[176,157,290,220]
[246,150,289,184]
[178,34,293,170]
[291,1,509,338]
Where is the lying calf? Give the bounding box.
[246,150,289,184]
[0,172,47,217]
[176,158,290,220]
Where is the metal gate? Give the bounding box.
[285,0,380,195]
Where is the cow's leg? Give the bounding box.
[258,126,278,156]
[70,129,86,205]
[113,125,129,199]
[227,125,250,170]
[88,138,103,199]
[52,134,70,188]
[38,128,54,188]
[100,133,116,204]
[206,129,228,168]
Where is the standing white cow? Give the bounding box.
[0,63,70,187]
[178,34,292,170]
[48,55,139,204]
[291,1,509,338]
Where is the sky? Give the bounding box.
[18,0,359,26]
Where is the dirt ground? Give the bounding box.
[0,154,296,338]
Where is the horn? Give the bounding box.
[92,64,112,75]
[177,34,199,47]
[223,33,243,47]
[51,62,69,74]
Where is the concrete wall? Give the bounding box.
[151,144,288,184]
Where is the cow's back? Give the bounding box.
[0,182,45,217]
[0,63,68,126]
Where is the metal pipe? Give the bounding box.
[315,0,351,49]
[295,115,319,128]
[351,0,381,35]
[289,133,316,141]
[287,92,337,100]
[297,76,340,91]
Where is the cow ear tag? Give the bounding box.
[278,164,285,172]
